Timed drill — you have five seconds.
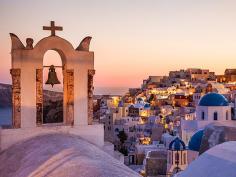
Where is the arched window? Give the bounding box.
[43,50,63,124]
[226,111,229,120]
[201,111,205,120]
[214,112,218,120]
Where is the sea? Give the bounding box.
[0,108,12,126]
[41,86,129,96]
[94,87,129,96]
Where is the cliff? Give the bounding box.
[0,83,63,108]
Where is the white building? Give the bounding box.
[181,92,233,145]
[196,92,232,129]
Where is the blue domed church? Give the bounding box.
[179,92,234,173]
[196,92,231,129]
[182,92,232,148]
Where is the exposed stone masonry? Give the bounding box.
[10,68,21,128]
[88,69,95,125]
[36,69,43,125]
[65,69,74,125]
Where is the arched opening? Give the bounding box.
[43,50,63,124]
[175,152,179,164]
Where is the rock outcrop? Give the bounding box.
[0,83,64,123]
[199,123,236,154]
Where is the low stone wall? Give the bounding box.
[0,124,104,151]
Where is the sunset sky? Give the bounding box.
[1,0,236,90]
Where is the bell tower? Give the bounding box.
[10,21,96,127]
[0,21,104,151]
[167,137,188,177]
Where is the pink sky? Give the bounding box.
[1,0,236,88]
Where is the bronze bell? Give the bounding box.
[45,65,61,87]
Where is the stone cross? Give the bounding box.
[43,21,63,36]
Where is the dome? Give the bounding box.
[0,133,140,177]
[169,137,186,151]
[144,103,150,109]
[137,97,144,103]
[198,92,229,106]
[188,129,204,151]
[137,97,143,102]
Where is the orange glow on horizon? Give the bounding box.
[1,0,236,90]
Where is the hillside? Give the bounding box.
[0,83,64,123]
[0,83,63,108]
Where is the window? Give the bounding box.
[201,111,205,120]
[226,111,229,120]
[214,112,218,120]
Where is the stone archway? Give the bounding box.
[35,49,74,126]
[10,21,95,128]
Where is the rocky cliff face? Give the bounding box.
[0,83,63,106]
[0,83,63,123]
[43,91,63,123]
[199,123,236,154]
